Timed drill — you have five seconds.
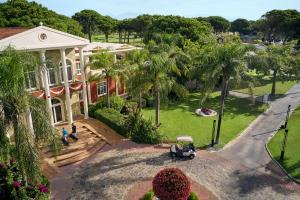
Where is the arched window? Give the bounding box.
[60,59,73,83]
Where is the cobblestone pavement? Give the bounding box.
[68,148,300,200]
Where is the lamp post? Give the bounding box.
[211,120,216,147]
[280,129,289,161]
[284,105,291,129]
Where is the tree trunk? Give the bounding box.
[271,70,277,97]
[123,31,126,43]
[118,30,122,43]
[105,33,109,42]
[215,77,229,144]
[155,89,160,128]
[127,31,130,44]
[106,77,110,108]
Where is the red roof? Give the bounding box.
[0,27,29,40]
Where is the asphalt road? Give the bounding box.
[219,83,300,185]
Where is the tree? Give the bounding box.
[230,18,251,35]
[258,9,300,43]
[126,49,150,110]
[0,0,83,36]
[248,43,293,96]
[90,51,126,108]
[98,16,117,42]
[72,10,101,42]
[200,41,249,144]
[0,47,58,183]
[199,16,230,33]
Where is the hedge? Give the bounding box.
[93,108,127,136]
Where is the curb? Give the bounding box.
[265,131,300,184]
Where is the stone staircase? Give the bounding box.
[43,125,106,169]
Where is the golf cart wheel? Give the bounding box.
[189,154,195,159]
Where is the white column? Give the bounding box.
[87,82,92,104]
[40,50,54,127]
[79,47,89,119]
[60,49,73,124]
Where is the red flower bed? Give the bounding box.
[152,168,191,200]
[201,108,212,115]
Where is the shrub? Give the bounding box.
[95,95,125,111]
[145,96,155,107]
[188,192,200,200]
[0,160,50,200]
[93,108,127,136]
[140,189,154,200]
[124,111,161,144]
[152,168,191,200]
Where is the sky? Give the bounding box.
[22,0,300,21]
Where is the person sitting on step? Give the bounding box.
[70,123,78,141]
[62,127,69,145]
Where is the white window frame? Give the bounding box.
[47,67,56,86]
[25,70,37,90]
[97,81,107,97]
[76,62,81,75]
[60,60,73,83]
[78,91,83,102]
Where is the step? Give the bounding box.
[43,137,99,157]
[53,139,103,162]
[55,141,106,167]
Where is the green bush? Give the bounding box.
[93,108,127,136]
[88,105,97,118]
[95,95,125,111]
[140,190,154,200]
[145,96,155,107]
[124,112,161,144]
[188,192,200,200]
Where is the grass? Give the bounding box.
[233,79,297,97]
[267,107,300,181]
[92,33,143,45]
[142,92,268,148]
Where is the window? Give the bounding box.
[79,91,83,101]
[25,71,37,89]
[47,68,56,86]
[97,81,107,96]
[76,62,81,75]
[60,60,73,83]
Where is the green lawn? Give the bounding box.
[142,92,268,148]
[233,80,297,96]
[267,107,300,181]
[92,33,143,45]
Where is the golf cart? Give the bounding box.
[170,136,196,159]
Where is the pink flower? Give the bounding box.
[38,185,49,193]
[12,181,21,188]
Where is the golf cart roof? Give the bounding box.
[176,136,193,142]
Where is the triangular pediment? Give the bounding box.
[0,26,89,51]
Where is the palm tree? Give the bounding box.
[136,43,187,128]
[90,51,126,108]
[204,42,249,144]
[0,48,58,183]
[126,49,150,110]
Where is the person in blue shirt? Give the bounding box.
[62,127,69,145]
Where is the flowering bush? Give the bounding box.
[0,160,50,200]
[201,108,212,115]
[152,168,191,200]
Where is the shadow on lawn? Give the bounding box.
[158,93,266,118]
[275,156,300,181]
